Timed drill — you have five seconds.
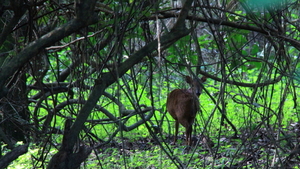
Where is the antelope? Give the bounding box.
[167,75,207,146]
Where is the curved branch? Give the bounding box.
[198,69,283,87]
[0,1,27,46]
[0,144,29,169]
[54,99,153,125]
[151,11,300,50]
[0,3,98,99]
[94,108,154,148]
[65,0,195,153]
[164,57,283,87]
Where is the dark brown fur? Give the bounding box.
[167,76,206,146]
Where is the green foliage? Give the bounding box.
[8,144,57,169]
[2,0,300,168]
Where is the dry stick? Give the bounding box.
[0,144,29,169]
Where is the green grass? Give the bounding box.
[10,74,299,168]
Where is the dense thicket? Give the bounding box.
[0,0,299,168]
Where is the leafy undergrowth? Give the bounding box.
[8,122,300,168]
[86,123,300,169]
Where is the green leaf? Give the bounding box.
[249,61,262,69]
[251,44,259,55]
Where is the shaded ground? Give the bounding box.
[92,123,300,168]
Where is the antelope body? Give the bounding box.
[167,76,206,146]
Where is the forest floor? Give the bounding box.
[92,123,300,168]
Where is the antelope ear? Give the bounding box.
[185,76,193,84]
[201,76,207,82]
